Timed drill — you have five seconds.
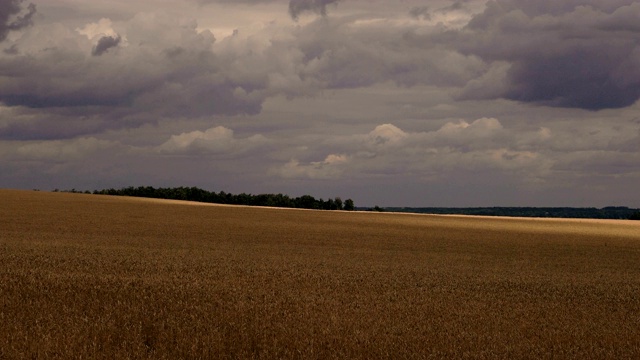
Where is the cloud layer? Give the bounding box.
[0,0,639,207]
[289,0,341,20]
[451,0,640,109]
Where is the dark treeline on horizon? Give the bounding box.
[53,187,639,219]
[70,186,355,211]
[384,207,640,220]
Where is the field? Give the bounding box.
[2,189,640,359]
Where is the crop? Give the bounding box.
[1,189,640,358]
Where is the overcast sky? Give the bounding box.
[1,0,639,207]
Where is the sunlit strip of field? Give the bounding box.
[1,189,640,359]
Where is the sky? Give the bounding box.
[1,0,639,207]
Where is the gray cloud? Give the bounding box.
[291,17,485,91]
[272,118,552,182]
[0,1,494,140]
[472,0,639,17]
[92,34,121,56]
[3,43,17,54]
[409,6,430,20]
[436,1,469,14]
[449,0,640,110]
[5,0,639,138]
[289,0,340,20]
[197,0,341,20]
[0,13,265,139]
[0,0,36,42]
[197,0,277,3]
[2,0,640,208]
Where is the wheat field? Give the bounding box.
[1,189,640,359]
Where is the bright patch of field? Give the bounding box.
[1,189,640,358]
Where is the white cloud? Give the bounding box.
[366,124,408,146]
[436,117,503,136]
[273,118,552,180]
[158,126,268,156]
[275,153,349,179]
[76,18,118,40]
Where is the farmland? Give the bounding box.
[1,189,640,358]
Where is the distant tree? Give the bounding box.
[91,186,356,211]
[296,195,318,209]
[273,193,294,208]
[344,199,355,211]
[630,211,640,221]
[325,198,336,210]
[334,197,343,210]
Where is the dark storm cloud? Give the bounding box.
[0,0,36,42]
[408,6,430,20]
[0,13,265,140]
[472,0,638,17]
[92,35,121,56]
[450,0,640,110]
[436,1,469,14]
[0,49,150,109]
[197,0,341,19]
[289,0,340,20]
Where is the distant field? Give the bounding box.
[2,189,640,358]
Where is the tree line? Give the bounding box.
[53,187,640,220]
[384,206,640,220]
[79,186,355,211]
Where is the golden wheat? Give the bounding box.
[1,189,639,359]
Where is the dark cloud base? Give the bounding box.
[92,35,121,56]
[0,0,36,42]
[454,0,640,110]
